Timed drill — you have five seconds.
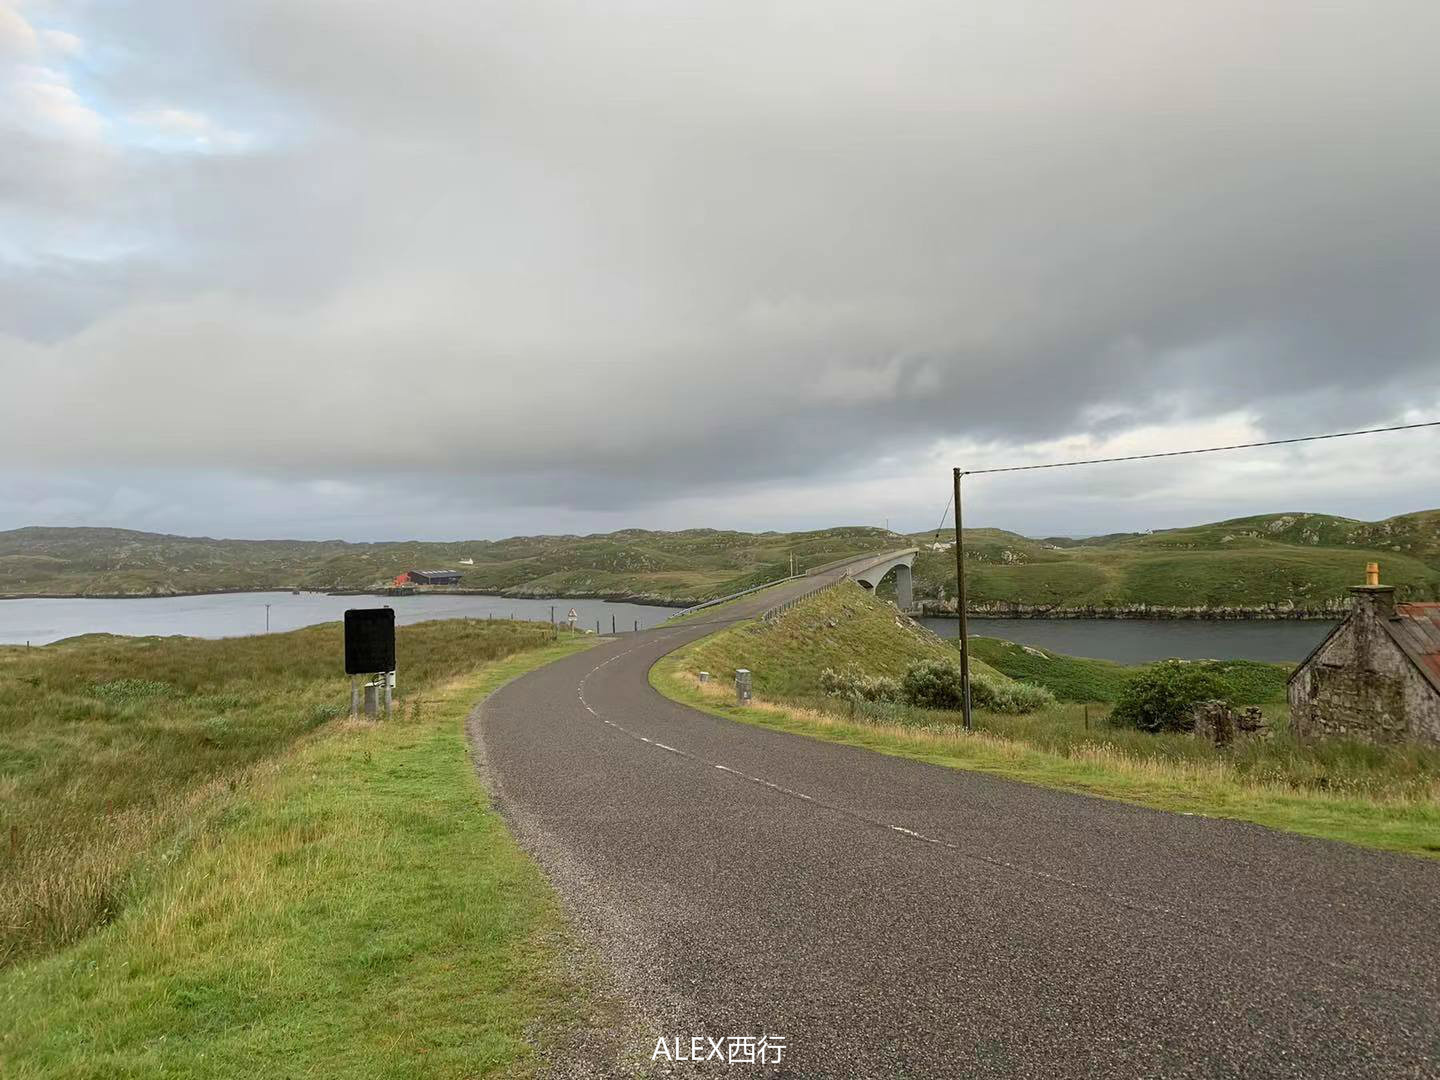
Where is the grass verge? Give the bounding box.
[652,641,1440,860]
[1,634,605,1079]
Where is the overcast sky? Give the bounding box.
[3,1,1438,541]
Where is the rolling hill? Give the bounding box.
[908,510,1440,614]
[2,509,1438,613]
[0,525,896,605]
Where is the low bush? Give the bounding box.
[1111,660,1230,732]
[898,659,1054,715]
[971,675,1057,714]
[818,664,901,703]
[899,659,966,709]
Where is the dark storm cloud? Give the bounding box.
[3,1,1438,536]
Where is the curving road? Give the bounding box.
[476,558,1440,1078]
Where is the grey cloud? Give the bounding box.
[3,1,1439,537]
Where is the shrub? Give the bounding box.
[1111,661,1230,732]
[89,679,176,704]
[900,660,966,709]
[971,675,1057,715]
[819,665,901,703]
[898,660,1055,715]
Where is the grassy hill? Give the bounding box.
[908,509,1440,614]
[3,508,1439,612]
[674,582,1004,697]
[0,525,898,604]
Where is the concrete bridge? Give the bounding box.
[843,547,919,610]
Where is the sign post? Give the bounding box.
[345,608,396,721]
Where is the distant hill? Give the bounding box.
[0,525,900,605]
[3,510,1438,612]
[908,510,1440,614]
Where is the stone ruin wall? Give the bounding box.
[1289,618,1440,745]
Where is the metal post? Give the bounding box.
[634,619,639,633]
[384,671,393,719]
[596,619,601,635]
[551,604,555,626]
[953,468,973,731]
[351,675,359,718]
[612,614,616,634]
[265,603,271,633]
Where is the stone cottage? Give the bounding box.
[1288,564,1440,745]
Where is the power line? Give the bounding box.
[942,415,1439,734]
[957,420,1440,477]
[930,490,954,549]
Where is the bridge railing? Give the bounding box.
[664,574,805,621]
[811,548,919,581]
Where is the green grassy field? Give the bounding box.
[0,623,615,1078]
[6,507,1439,612]
[968,637,1291,703]
[652,587,1440,858]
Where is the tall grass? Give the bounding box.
[0,618,564,968]
[1,640,606,1078]
[785,691,1440,803]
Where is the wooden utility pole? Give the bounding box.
[953,468,973,731]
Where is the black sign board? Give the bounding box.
[344,608,395,674]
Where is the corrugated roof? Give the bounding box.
[1387,603,1440,695]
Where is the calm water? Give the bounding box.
[0,592,679,646]
[918,617,1337,664]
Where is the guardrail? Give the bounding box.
[667,548,919,623]
[665,574,805,621]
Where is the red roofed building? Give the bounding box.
[1289,564,1440,745]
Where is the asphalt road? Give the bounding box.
[477,563,1440,1078]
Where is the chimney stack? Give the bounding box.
[1351,562,1396,620]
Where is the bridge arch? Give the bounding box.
[850,549,917,611]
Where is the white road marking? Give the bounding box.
[566,628,1202,925]
[573,630,962,864]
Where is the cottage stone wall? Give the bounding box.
[1289,589,1440,745]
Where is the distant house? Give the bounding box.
[407,569,463,586]
[1288,564,1440,745]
